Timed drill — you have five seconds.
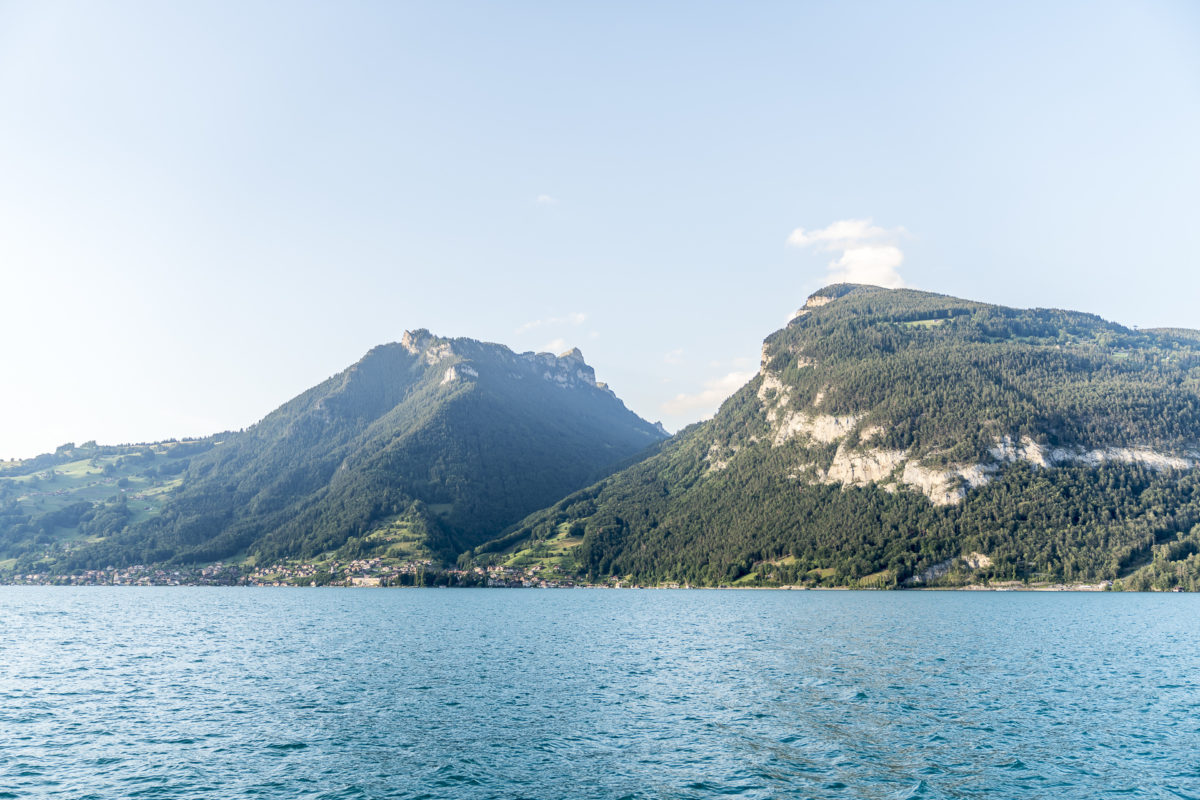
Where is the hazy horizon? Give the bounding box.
[2,0,1198,460]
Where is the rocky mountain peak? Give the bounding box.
[558,347,585,362]
[401,328,435,354]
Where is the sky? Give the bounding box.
[1,0,1198,459]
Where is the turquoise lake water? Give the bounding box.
[1,587,1198,799]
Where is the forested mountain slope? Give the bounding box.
[11,331,665,571]
[482,285,1200,590]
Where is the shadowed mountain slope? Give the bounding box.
[45,330,666,569]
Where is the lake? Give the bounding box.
[1,588,1197,799]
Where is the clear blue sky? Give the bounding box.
[1,0,1198,459]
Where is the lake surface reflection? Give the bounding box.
[1,587,1197,799]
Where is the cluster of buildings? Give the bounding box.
[245,557,445,587]
[6,563,242,586]
[236,559,589,588]
[240,559,588,588]
[5,558,631,589]
[482,563,581,588]
[246,560,328,586]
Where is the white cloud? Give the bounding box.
[663,348,685,364]
[541,338,568,353]
[708,356,752,369]
[661,371,754,416]
[516,312,587,334]
[536,194,558,205]
[787,219,897,248]
[828,244,905,287]
[786,218,907,288]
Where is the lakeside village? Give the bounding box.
[1,559,651,589]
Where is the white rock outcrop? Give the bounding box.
[775,412,862,447]
[823,445,906,486]
[788,291,838,322]
[963,552,993,570]
[754,340,1198,508]
[758,368,854,446]
[706,442,730,472]
[900,462,964,505]
[812,433,1199,507]
[516,348,604,390]
[400,329,430,354]
[911,552,993,584]
[400,330,454,364]
[859,424,883,442]
[989,435,1052,468]
[812,446,993,507]
[422,342,453,365]
[440,363,479,385]
[991,435,1195,472]
[757,370,788,413]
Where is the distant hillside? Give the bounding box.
[480,285,1200,591]
[3,331,665,573]
[0,440,217,573]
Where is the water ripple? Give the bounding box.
[1,588,1198,798]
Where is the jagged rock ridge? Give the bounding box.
[47,330,666,569]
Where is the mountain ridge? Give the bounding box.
[6,285,1200,591]
[480,284,1200,591]
[0,330,667,573]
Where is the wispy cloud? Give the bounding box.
[516,312,587,334]
[536,194,558,205]
[708,356,753,369]
[787,219,907,288]
[661,371,754,416]
[541,338,568,353]
[663,348,685,365]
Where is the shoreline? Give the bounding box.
[0,580,1183,592]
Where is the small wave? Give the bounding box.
[891,779,929,799]
[1161,788,1200,800]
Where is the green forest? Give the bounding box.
[7,286,1200,590]
[0,334,665,576]
[478,285,1200,590]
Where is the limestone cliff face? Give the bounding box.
[400,330,616,394]
[750,347,1198,506]
[707,285,1200,506]
[479,283,1200,587]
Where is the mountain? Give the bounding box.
[481,285,1200,590]
[5,331,665,571]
